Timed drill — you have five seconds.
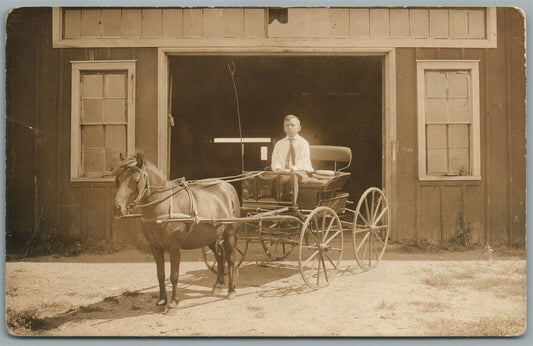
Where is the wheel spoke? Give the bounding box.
[354,227,370,233]
[374,206,389,225]
[364,197,371,224]
[323,250,339,268]
[356,232,370,252]
[370,191,375,224]
[372,234,380,261]
[302,249,320,268]
[324,229,342,245]
[373,232,386,245]
[305,227,321,245]
[357,213,370,227]
[321,253,329,282]
[324,217,335,238]
[372,194,383,224]
[316,254,321,286]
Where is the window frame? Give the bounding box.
[416,60,481,181]
[70,60,136,182]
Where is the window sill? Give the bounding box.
[70,177,115,188]
[418,175,482,186]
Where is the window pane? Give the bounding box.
[448,72,469,98]
[105,125,127,171]
[83,74,103,98]
[426,98,448,122]
[82,99,103,123]
[83,148,106,173]
[449,148,470,174]
[426,124,447,148]
[448,124,469,148]
[81,125,104,148]
[448,99,470,122]
[104,99,126,123]
[105,125,126,151]
[427,148,447,174]
[426,71,447,98]
[104,73,126,98]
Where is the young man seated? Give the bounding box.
[271,114,314,176]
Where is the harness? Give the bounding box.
[119,166,260,229]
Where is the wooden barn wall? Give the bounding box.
[6,8,525,248]
[6,8,153,246]
[394,7,525,246]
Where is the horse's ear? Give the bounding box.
[119,152,125,161]
[136,153,145,168]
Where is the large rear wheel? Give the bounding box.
[352,187,390,270]
[298,207,344,290]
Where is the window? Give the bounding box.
[417,60,480,180]
[71,61,135,181]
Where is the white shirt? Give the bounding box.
[271,134,314,172]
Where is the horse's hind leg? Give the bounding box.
[168,248,181,308]
[150,244,167,306]
[209,239,225,294]
[224,225,238,299]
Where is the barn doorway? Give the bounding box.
[168,55,383,200]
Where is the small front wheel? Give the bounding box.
[201,227,249,274]
[298,206,344,290]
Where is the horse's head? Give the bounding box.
[113,153,150,218]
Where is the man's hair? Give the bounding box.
[284,114,300,124]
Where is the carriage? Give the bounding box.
[154,145,390,290]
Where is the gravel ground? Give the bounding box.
[5,245,527,337]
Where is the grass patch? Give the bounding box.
[409,300,449,313]
[427,316,526,336]
[6,307,43,332]
[376,300,396,310]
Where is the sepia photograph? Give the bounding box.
[4,5,527,337]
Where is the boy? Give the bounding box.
[271,115,314,173]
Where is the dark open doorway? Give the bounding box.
[169,55,383,200]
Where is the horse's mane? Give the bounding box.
[112,154,167,185]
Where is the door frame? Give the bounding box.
[157,47,397,234]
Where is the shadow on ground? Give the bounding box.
[18,261,349,332]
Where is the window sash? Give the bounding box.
[71,60,136,181]
[416,60,480,181]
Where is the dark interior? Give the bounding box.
[169,55,383,200]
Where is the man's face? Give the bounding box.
[284,118,301,137]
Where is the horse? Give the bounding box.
[113,153,240,309]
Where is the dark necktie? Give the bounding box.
[285,138,296,168]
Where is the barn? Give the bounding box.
[6,7,526,252]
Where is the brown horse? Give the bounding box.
[113,153,240,308]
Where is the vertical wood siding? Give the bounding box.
[6,8,525,247]
[394,8,525,245]
[60,7,490,42]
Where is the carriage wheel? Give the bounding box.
[260,220,301,261]
[201,226,249,274]
[352,187,390,271]
[298,206,344,290]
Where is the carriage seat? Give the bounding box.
[297,145,352,211]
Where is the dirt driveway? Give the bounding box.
[5,245,526,337]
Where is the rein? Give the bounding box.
[126,169,264,210]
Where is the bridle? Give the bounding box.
[116,163,151,211]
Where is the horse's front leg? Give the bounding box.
[168,248,181,308]
[224,226,238,299]
[150,244,167,306]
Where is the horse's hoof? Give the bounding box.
[212,286,224,294]
[156,298,167,306]
[227,291,237,300]
[168,299,179,309]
